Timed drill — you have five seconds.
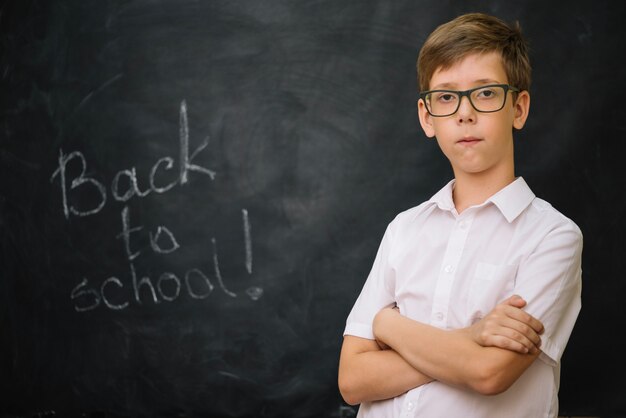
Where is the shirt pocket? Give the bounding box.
[467,262,518,323]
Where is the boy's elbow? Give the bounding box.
[338,373,362,406]
[469,360,515,396]
[340,390,361,406]
[472,375,513,396]
[470,348,539,396]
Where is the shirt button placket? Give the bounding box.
[430,215,474,328]
[401,399,416,418]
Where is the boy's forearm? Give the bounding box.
[374,310,538,395]
[338,336,434,405]
[375,313,480,390]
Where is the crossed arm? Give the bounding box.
[338,295,544,405]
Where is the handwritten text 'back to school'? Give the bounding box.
[50,101,262,312]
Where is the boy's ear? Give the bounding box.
[512,90,530,130]
[417,99,436,138]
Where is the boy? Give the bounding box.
[338,13,582,418]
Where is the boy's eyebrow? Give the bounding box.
[430,79,503,90]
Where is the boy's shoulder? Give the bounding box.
[391,199,438,224]
[525,197,583,239]
[389,180,456,227]
[384,199,440,238]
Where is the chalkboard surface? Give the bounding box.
[1,1,625,417]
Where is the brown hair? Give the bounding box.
[417,13,531,92]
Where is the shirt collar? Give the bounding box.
[428,179,457,212]
[427,177,535,223]
[488,177,536,222]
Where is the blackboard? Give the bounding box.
[1,1,625,417]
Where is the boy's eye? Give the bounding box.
[475,88,500,99]
[435,92,458,103]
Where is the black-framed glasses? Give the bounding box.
[419,84,519,117]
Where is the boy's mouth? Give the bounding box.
[457,137,482,145]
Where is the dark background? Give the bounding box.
[1,0,624,417]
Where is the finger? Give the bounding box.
[481,314,541,347]
[484,322,541,354]
[501,305,544,334]
[499,325,542,353]
[500,317,542,348]
[484,334,529,354]
[478,318,540,352]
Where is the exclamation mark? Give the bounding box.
[242,209,252,274]
[243,208,263,301]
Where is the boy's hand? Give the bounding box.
[466,295,544,354]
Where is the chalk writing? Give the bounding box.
[53,100,263,312]
[242,208,252,274]
[50,100,215,219]
[149,226,180,254]
[50,150,107,218]
[179,100,216,183]
[101,277,128,310]
[242,208,263,300]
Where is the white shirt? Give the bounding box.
[344,177,583,418]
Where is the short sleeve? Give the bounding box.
[343,222,397,340]
[514,219,583,367]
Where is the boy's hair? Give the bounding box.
[417,13,531,93]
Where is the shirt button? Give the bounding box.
[435,312,443,321]
[444,265,453,273]
[459,220,467,229]
[407,401,414,411]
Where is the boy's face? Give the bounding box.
[417,52,530,179]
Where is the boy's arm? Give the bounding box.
[338,295,541,404]
[373,305,540,396]
[338,336,434,405]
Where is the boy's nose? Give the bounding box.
[456,95,476,123]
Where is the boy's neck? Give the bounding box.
[452,169,516,214]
